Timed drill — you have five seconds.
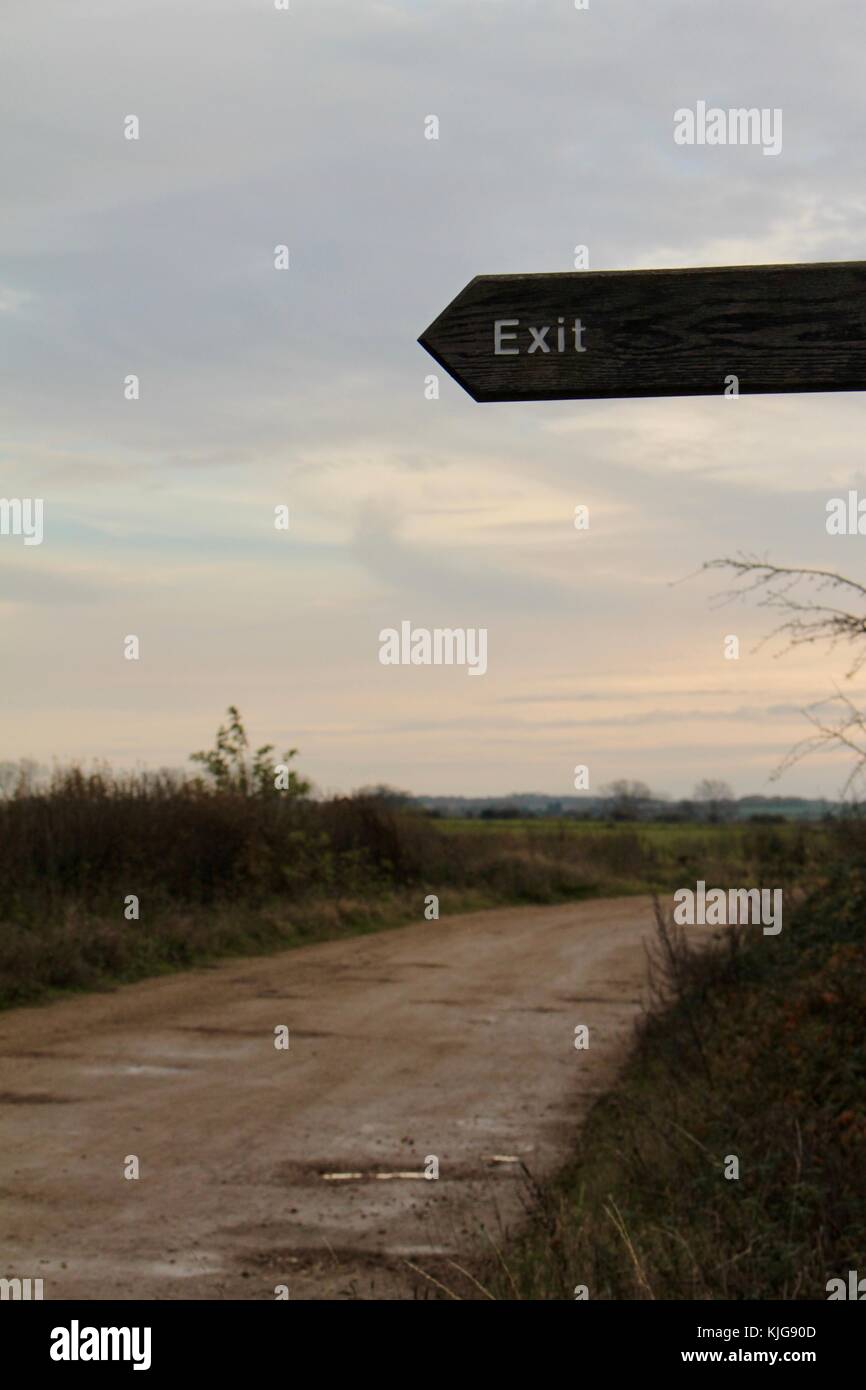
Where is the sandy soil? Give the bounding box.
[0,895,663,1299]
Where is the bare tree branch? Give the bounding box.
[700,556,866,796]
[701,554,866,678]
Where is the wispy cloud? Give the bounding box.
[1,0,863,795]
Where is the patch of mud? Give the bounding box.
[0,1091,75,1104]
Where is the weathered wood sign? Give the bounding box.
[418,260,866,403]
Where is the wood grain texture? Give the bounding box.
[418,261,866,402]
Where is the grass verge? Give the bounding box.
[456,829,866,1300]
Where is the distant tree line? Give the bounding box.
[414,781,838,824]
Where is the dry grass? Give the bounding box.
[461,832,866,1300]
[0,765,825,1013]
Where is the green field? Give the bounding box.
[438,817,824,895]
[440,816,815,843]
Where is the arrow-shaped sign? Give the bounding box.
[418,260,866,403]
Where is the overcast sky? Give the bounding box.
[3,0,866,798]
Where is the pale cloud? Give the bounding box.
[1,0,865,796]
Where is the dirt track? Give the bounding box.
[0,896,663,1300]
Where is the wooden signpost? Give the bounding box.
[418,260,866,403]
